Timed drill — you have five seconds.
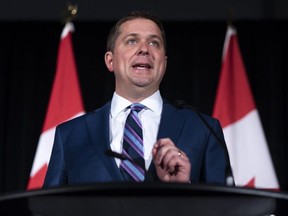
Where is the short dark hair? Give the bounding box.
[106,10,167,53]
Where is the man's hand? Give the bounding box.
[152,138,191,182]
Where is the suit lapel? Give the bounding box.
[146,102,188,182]
[85,102,124,181]
[157,102,188,145]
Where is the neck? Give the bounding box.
[116,87,158,103]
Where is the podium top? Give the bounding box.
[1,182,287,199]
[1,182,288,216]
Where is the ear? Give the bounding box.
[164,55,168,70]
[165,55,167,64]
[104,51,113,72]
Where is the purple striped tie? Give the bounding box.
[120,103,145,182]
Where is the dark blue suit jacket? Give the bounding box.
[43,101,229,187]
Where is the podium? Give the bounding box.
[0,182,288,216]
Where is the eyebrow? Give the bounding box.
[124,33,163,42]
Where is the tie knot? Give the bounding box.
[130,103,145,113]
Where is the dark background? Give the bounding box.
[0,0,288,194]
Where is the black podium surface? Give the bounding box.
[0,183,288,216]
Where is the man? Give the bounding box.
[43,10,232,187]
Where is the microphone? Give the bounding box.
[105,149,135,163]
[105,149,157,182]
[174,100,235,186]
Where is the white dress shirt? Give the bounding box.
[109,91,163,170]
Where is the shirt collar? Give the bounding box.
[110,90,163,118]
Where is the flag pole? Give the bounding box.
[227,8,234,27]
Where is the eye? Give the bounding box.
[127,39,137,45]
[149,40,159,47]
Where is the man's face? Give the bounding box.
[105,18,167,96]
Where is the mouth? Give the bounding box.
[132,63,152,70]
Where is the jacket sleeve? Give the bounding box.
[203,118,229,184]
[43,125,68,188]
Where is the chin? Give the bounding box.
[132,78,151,87]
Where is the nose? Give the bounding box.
[137,42,149,55]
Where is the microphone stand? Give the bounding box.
[175,100,235,186]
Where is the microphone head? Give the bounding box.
[174,99,186,109]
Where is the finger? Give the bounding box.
[154,144,178,165]
[166,159,179,175]
[153,139,174,163]
[161,149,189,171]
[176,150,189,161]
[161,148,180,165]
[155,138,176,149]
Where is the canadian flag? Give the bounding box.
[27,22,85,190]
[213,25,279,189]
